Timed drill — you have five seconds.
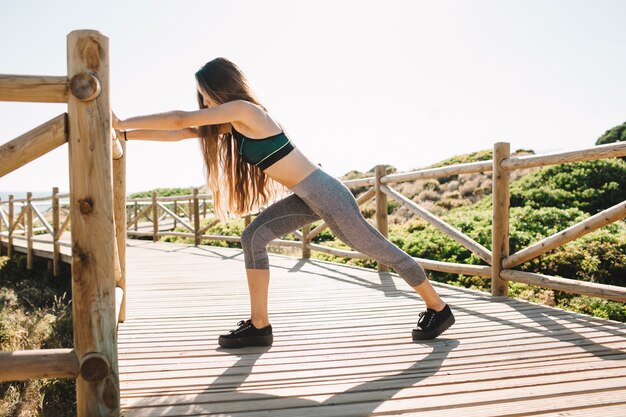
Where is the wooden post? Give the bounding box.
[492,142,510,297]
[67,30,120,416]
[113,140,126,322]
[26,192,33,269]
[152,192,158,242]
[133,202,138,231]
[52,187,60,277]
[302,223,311,259]
[7,195,13,258]
[374,165,389,272]
[173,201,178,229]
[193,188,200,246]
[244,215,251,228]
[202,198,207,217]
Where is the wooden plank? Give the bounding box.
[0,74,69,102]
[0,113,67,177]
[381,160,494,184]
[501,141,626,171]
[501,269,626,302]
[0,349,78,381]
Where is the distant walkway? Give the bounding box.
[118,240,626,416]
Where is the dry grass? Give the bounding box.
[0,256,75,417]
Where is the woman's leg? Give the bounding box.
[290,170,454,339]
[246,269,271,328]
[240,194,320,328]
[292,170,444,308]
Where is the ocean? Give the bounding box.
[0,191,69,212]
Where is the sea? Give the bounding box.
[0,191,68,212]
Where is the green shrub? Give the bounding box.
[129,187,194,199]
[510,159,626,214]
[596,121,626,146]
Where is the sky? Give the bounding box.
[1,0,625,194]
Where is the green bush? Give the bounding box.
[596,121,626,146]
[129,187,194,199]
[510,159,626,214]
[386,204,626,288]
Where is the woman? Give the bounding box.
[113,58,455,348]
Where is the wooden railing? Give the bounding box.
[0,30,125,416]
[1,28,625,417]
[0,189,71,275]
[119,140,626,303]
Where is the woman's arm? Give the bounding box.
[114,100,256,131]
[118,128,198,142]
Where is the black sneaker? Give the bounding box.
[218,319,273,348]
[412,304,455,340]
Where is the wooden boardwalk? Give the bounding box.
[118,240,626,417]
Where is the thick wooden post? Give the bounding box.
[152,192,158,242]
[375,165,389,272]
[67,30,120,416]
[7,195,14,258]
[52,187,60,276]
[113,140,126,322]
[193,188,200,246]
[492,142,510,297]
[26,192,33,269]
[244,215,251,228]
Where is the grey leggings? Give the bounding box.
[241,169,428,287]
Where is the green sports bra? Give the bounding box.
[232,126,295,170]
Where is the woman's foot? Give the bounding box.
[218,319,273,348]
[412,304,455,340]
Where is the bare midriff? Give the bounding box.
[263,148,318,189]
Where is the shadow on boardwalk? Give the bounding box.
[125,339,460,416]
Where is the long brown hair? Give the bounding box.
[195,58,278,219]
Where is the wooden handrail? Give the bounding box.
[383,160,493,184]
[501,269,626,302]
[0,74,69,103]
[501,141,626,171]
[0,113,67,177]
[0,349,79,381]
